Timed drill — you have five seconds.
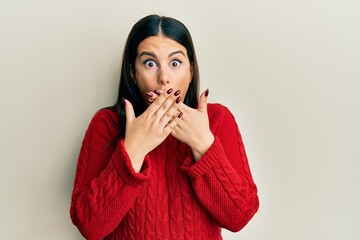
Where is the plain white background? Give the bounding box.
[1,0,359,239]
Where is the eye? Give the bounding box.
[170,60,182,67]
[143,60,157,68]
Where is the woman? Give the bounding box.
[70,14,259,240]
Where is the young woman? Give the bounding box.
[70,14,259,240]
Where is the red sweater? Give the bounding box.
[70,103,259,240]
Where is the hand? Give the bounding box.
[123,88,183,172]
[148,89,214,162]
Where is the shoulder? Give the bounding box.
[90,108,118,126]
[86,108,120,138]
[207,103,244,139]
[92,108,118,122]
[207,103,233,120]
[207,103,236,128]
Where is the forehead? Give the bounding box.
[137,35,187,57]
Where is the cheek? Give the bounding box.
[135,71,156,91]
[176,72,191,98]
[176,68,192,86]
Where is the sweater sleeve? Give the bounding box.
[70,110,151,240]
[181,105,259,232]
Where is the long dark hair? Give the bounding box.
[111,15,200,137]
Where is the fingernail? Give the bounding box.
[178,112,183,118]
[174,90,181,96]
[167,88,173,94]
[146,92,153,97]
[122,97,126,106]
[176,96,181,104]
[154,90,161,95]
[205,88,209,97]
[148,98,154,104]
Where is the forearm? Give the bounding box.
[71,165,135,238]
[182,137,259,232]
[71,140,151,239]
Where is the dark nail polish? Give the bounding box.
[174,90,181,96]
[148,98,154,104]
[154,90,161,95]
[178,112,183,118]
[205,89,209,97]
[122,97,126,106]
[176,96,181,104]
[146,92,153,97]
[167,88,173,94]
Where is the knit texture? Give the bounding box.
[70,103,259,240]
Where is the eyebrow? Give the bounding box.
[138,50,185,58]
[139,51,156,58]
[169,50,185,57]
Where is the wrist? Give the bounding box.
[124,139,146,173]
[191,133,215,162]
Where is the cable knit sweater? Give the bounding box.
[70,103,259,240]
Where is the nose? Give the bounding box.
[158,67,170,85]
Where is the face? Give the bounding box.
[132,35,193,105]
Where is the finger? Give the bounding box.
[146,91,154,99]
[122,98,136,124]
[146,88,175,115]
[197,88,209,113]
[146,89,163,105]
[153,95,181,123]
[154,89,164,95]
[172,109,182,119]
[163,108,182,126]
[163,111,183,135]
[149,89,181,118]
[159,96,182,127]
[170,100,187,119]
[146,91,160,104]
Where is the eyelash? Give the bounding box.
[171,59,182,67]
[143,59,157,67]
[142,59,183,68]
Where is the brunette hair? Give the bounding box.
[110,14,200,136]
